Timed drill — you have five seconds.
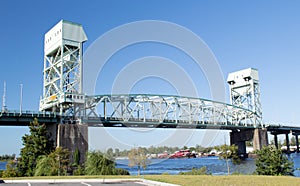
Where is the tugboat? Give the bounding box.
[169,149,196,159]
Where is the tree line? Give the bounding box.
[105,145,219,159]
[0,154,15,162]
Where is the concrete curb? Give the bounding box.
[2,178,180,186]
[141,179,180,186]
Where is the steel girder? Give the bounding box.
[84,94,256,127]
[229,80,262,127]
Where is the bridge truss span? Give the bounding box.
[84,94,258,128]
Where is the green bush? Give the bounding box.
[18,119,54,176]
[2,160,18,177]
[179,166,209,175]
[256,145,294,176]
[85,151,129,175]
[34,147,70,176]
[73,165,85,176]
[114,168,130,175]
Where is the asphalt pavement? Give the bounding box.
[0,178,180,186]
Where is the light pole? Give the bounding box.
[20,84,23,114]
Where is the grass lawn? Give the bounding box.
[144,175,300,186]
[2,175,300,186]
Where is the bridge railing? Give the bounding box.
[0,110,58,118]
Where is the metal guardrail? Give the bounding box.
[0,110,58,118]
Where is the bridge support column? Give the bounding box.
[46,123,58,145]
[57,124,88,165]
[231,129,268,158]
[285,133,290,154]
[273,133,278,149]
[253,128,268,151]
[295,134,299,153]
[230,129,253,158]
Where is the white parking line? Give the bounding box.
[27,183,31,186]
[81,182,92,186]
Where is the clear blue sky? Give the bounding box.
[1,0,300,155]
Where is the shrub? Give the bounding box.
[179,166,209,175]
[255,145,294,176]
[85,151,129,175]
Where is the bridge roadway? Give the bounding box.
[0,110,58,126]
[0,110,299,134]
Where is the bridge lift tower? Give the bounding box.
[39,20,87,121]
[39,20,88,164]
[227,68,267,153]
[227,68,262,127]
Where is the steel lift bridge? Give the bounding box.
[1,20,297,162]
[35,20,270,159]
[84,93,258,130]
[38,20,261,130]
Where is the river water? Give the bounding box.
[1,154,300,176]
[116,156,256,175]
[116,153,300,176]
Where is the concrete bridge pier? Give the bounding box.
[294,133,300,153]
[253,128,268,150]
[271,131,295,154]
[230,129,252,158]
[46,123,88,165]
[285,133,290,154]
[273,133,279,149]
[230,128,268,157]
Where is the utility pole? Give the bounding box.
[2,81,7,112]
[20,84,23,114]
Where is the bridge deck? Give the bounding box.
[84,117,258,130]
[0,111,59,126]
[1,110,300,134]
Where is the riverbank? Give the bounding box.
[2,155,300,176]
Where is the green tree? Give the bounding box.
[52,147,70,176]
[71,148,83,175]
[216,144,240,175]
[2,160,18,177]
[106,148,114,159]
[114,148,120,157]
[128,147,150,176]
[0,154,15,162]
[256,145,294,176]
[34,147,70,176]
[18,118,54,176]
[34,155,55,176]
[189,146,196,152]
[85,151,128,175]
[73,148,80,166]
